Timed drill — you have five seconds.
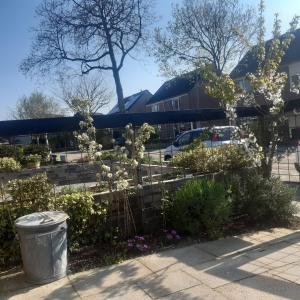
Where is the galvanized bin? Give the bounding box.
[15,211,69,284]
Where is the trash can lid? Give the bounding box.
[15,211,69,229]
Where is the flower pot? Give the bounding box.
[27,161,41,169]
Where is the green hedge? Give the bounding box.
[172,143,253,174]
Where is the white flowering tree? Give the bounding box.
[73,97,154,236]
[204,0,299,178]
[123,123,155,186]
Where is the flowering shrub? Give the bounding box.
[127,235,150,253]
[163,229,181,241]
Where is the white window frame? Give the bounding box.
[289,61,300,87]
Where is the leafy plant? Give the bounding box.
[229,170,296,225]
[170,178,232,239]
[8,173,54,212]
[25,154,42,163]
[0,145,24,161]
[24,144,50,162]
[0,157,21,172]
[51,193,108,250]
[173,143,252,174]
[0,173,54,268]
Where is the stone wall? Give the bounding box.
[0,162,176,186]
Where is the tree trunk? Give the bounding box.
[112,67,125,113]
[103,19,126,114]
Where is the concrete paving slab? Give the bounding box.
[216,273,300,300]
[270,263,300,283]
[245,241,300,268]
[1,277,79,300]
[137,245,214,272]
[69,259,152,298]
[182,254,269,288]
[82,282,152,300]
[137,269,201,298]
[195,236,255,258]
[158,284,228,300]
[0,271,32,294]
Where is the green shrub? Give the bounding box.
[230,171,296,225]
[24,144,50,162]
[0,173,54,268]
[170,178,232,239]
[0,145,24,161]
[0,204,21,267]
[0,157,21,172]
[8,173,54,212]
[173,143,252,174]
[51,193,107,250]
[0,173,107,268]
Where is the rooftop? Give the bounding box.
[108,90,151,114]
[147,70,201,105]
[231,28,300,79]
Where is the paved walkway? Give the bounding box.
[2,228,300,299]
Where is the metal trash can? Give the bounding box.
[15,211,69,284]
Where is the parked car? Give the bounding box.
[164,126,242,160]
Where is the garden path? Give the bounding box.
[2,228,300,299]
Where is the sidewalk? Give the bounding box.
[2,228,300,299]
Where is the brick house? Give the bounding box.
[146,70,222,141]
[231,28,300,139]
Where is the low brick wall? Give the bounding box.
[0,162,176,186]
[93,172,224,233]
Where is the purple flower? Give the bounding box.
[171,230,177,236]
[127,242,134,247]
[127,239,135,243]
[175,234,181,240]
[136,244,145,252]
[135,236,145,241]
[166,233,173,240]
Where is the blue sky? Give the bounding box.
[0,0,300,120]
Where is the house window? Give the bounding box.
[289,62,300,89]
[171,98,180,111]
[151,104,159,112]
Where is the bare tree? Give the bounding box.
[12,92,63,120]
[57,74,112,114]
[20,0,152,113]
[154,0,257,75]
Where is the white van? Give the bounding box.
[164,126,241,160]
